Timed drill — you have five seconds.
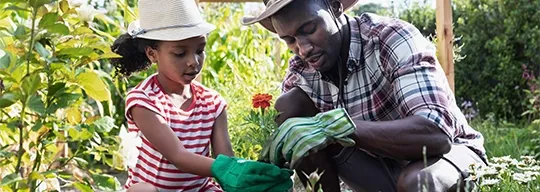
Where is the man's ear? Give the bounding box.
[145,46,157,63]
[329,0,344,17]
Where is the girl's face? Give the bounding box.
[146,35,206,85]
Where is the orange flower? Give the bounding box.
[252,93,273,109]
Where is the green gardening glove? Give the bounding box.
[211,154,293,192]
[268,108,357,168]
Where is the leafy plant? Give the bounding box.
[242,93,279,160]
[0,0,126,191]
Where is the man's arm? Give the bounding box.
[351,116,451,160]
[350,19,456,160]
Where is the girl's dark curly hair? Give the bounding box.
[110,33,160,77]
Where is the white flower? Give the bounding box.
[118,125,142,169]
[69,0,86,7]
[477,166,499,177]
[76,4,97,22]
[512,172,536,184]
[105,1,117,14]
[480,178,500,186]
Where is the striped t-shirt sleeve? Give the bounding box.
[212,93,227,120]
[125,89,164,122]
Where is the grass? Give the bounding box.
[469,119,540,191]
[289,119,540,192]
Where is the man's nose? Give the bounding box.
[297,38,313,58]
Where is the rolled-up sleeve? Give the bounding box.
[380,20,459,140]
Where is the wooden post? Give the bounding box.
[436,0,454,92]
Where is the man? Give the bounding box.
[242,0,488,191]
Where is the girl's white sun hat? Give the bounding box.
[127,0,215,41]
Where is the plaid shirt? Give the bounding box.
[281,13,486,160]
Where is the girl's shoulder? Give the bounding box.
[191,81,224,100]
[190,81,227,116]
[126,73,160,95]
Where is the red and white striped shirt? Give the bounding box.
[123,74,226,191]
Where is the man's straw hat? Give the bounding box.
[127,0,215,41]
[242,0,360,33]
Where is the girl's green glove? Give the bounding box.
[211,154,293,192]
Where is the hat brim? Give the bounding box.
[128,20,216,41]
[242,0,360,33]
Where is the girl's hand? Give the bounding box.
[211,154,293,192]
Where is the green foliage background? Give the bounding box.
[354,0,540,121]
[0,0,539,191]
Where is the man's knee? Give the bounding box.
[397,158,462,192]
[397,165,438,192]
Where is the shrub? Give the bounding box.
[453,0,540,120]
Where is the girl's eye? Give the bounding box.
[196,49,205,55]
[174,52,185,57]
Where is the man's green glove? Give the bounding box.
[211,154,293,192]
[268,108,357,168]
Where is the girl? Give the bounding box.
[110,0,293,191]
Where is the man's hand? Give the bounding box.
[264,108,357,168]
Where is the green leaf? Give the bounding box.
[22,73,42,96]
[38,12,58,28]
[73,157,89,167]
[13,25,26,39]
[31,120,43,131]
[98,52,122,59]
[45,23,69,35]
[0,146,14,159]
[59,0,69,13]
[67,127,80,141]
[0,92,20,108]
[74,27,93,35]
[74,125,94,140]
[73,182,93,192]
[57,171,71,180]
[92,116,116,133]
[29,171,45,181]
[40,170,57,179]
[0,50,10,69]
[91,174,121,191]
[28,94,46,115]
[34,42,50,58]
[0,173,22,186]
[57,47,93,57]
[76,71,111,102]
[47,82,66,98]
[4,5,30,12]
[29,0,55,9]
[48,93,81,113]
